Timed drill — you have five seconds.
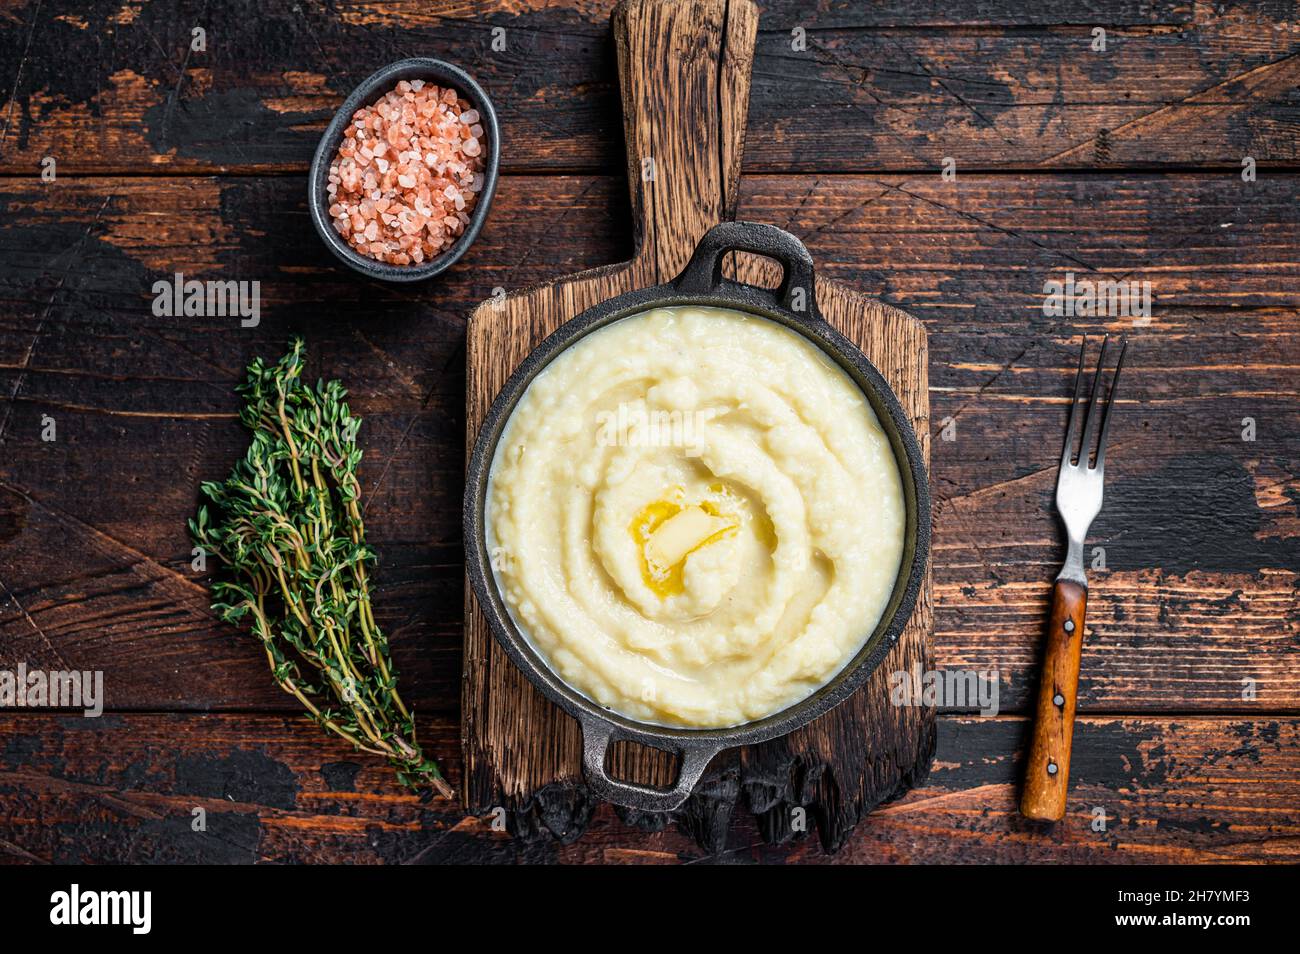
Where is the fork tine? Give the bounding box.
[1062,335,1088,466]
[1094,335,1128,468]
[1079,335,1111,467]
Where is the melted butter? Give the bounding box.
[630,488,738,598]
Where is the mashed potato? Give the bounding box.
[486,305,905,728]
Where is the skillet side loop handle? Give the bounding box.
[579,716,720,813]
[675,221,819,316]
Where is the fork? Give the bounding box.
[1021,335,1127,821]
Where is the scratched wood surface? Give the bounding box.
[0,1,1296,173]
[0,0,1298,863]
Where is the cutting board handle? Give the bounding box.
[612,0,759,283]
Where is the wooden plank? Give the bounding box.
[0,712,1295,863]
[0,1,1295,173]
[0,172,1296,715]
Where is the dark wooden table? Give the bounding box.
[0,0,1297,864]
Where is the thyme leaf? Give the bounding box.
[190,338,451,798]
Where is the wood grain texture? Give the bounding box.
[0,173,1294,714]
[2,712,1297,864]
[463,0,933,852]
[1021,578,1088,821]
[0,1,1296,174]
[0,1,1296,864]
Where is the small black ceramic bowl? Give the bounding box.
[308,58,500,282]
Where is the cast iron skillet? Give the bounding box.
[465,221,931,812]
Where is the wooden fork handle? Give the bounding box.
[1020,578,1088,821]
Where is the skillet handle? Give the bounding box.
[579,716,721,813]
[675,220,819,316]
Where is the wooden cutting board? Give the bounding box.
[463,0,934,853]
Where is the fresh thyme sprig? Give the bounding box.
[190,338,451,798]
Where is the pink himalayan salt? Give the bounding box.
[326,79,487,266]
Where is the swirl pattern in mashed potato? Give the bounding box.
[487,305,905,728]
